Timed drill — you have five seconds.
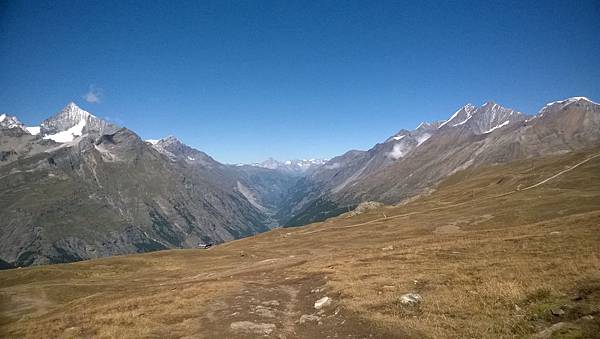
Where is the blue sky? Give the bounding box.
[1,0,599,163]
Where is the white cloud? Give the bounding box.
[83,85,103,103]
[387,142,409,159]
[325,162,341,170]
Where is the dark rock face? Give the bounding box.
[0,104,291,266]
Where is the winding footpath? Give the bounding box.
[299,153,600,235]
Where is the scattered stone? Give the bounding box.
[255,306,276,318]
[549,231,561,235]
[262,300,280,306]
[581,315,594,321]
[399,293,423,306]
[311,288,323,294]
[299,314,321,324]
[514,304,521,312]
[314,296,332,309]
[381,245,394,251]
[230,321,276,335]
[382,285,396,290]
[551,308,565,316]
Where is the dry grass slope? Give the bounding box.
[1,148,600,338]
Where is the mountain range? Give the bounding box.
[243,158,328,175]
[1,96,599,266]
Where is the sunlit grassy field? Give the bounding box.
[1,149,599,338]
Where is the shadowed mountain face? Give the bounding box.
[0,104,296,266]
[1,97,599,266]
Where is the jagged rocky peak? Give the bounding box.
[469,101,525,134]
[438,103,477,129]
[0,113,25,130]
[539,96,600,115]
[386,120,441,145]
[42,102,92,131]
[150,135,184,159]
[439,101,524,135]
[415,121,442,130]
[156,135,181,146]
[151,135,215,165]
[39,102,117,141]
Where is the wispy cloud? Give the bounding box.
[83,85,103,103]
[103,116,125,126]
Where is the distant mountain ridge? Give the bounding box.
[245,158,328,175]
[1,96,599,266]
[281,97,600,226]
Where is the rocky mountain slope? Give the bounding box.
[0,104,294,266]
[1,97,598,266]
[283,97,599,226]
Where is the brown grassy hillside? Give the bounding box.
[1,148,600,338]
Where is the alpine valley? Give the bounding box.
[1,97,599,267]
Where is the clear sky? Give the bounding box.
[1,0,599,163]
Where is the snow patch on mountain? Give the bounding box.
[452,115,472,127]
[250,158,327,173]
[416,133,431,146]
[25,126,41,135]
[543,96,599,108]
[43,119,86,142]
[0,114,26,130]
[483,120,510,134]
[439,104,476,129]
[538,96,600,117]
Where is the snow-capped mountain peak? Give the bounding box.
[1,114,43,135]
[38,102,117,143]
[438,103,477,128]
[437,101,523,134]
[0,114,26,131]
[250,158,327,174]
[538,96,600,116]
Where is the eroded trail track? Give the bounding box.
[198,274,380,338]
